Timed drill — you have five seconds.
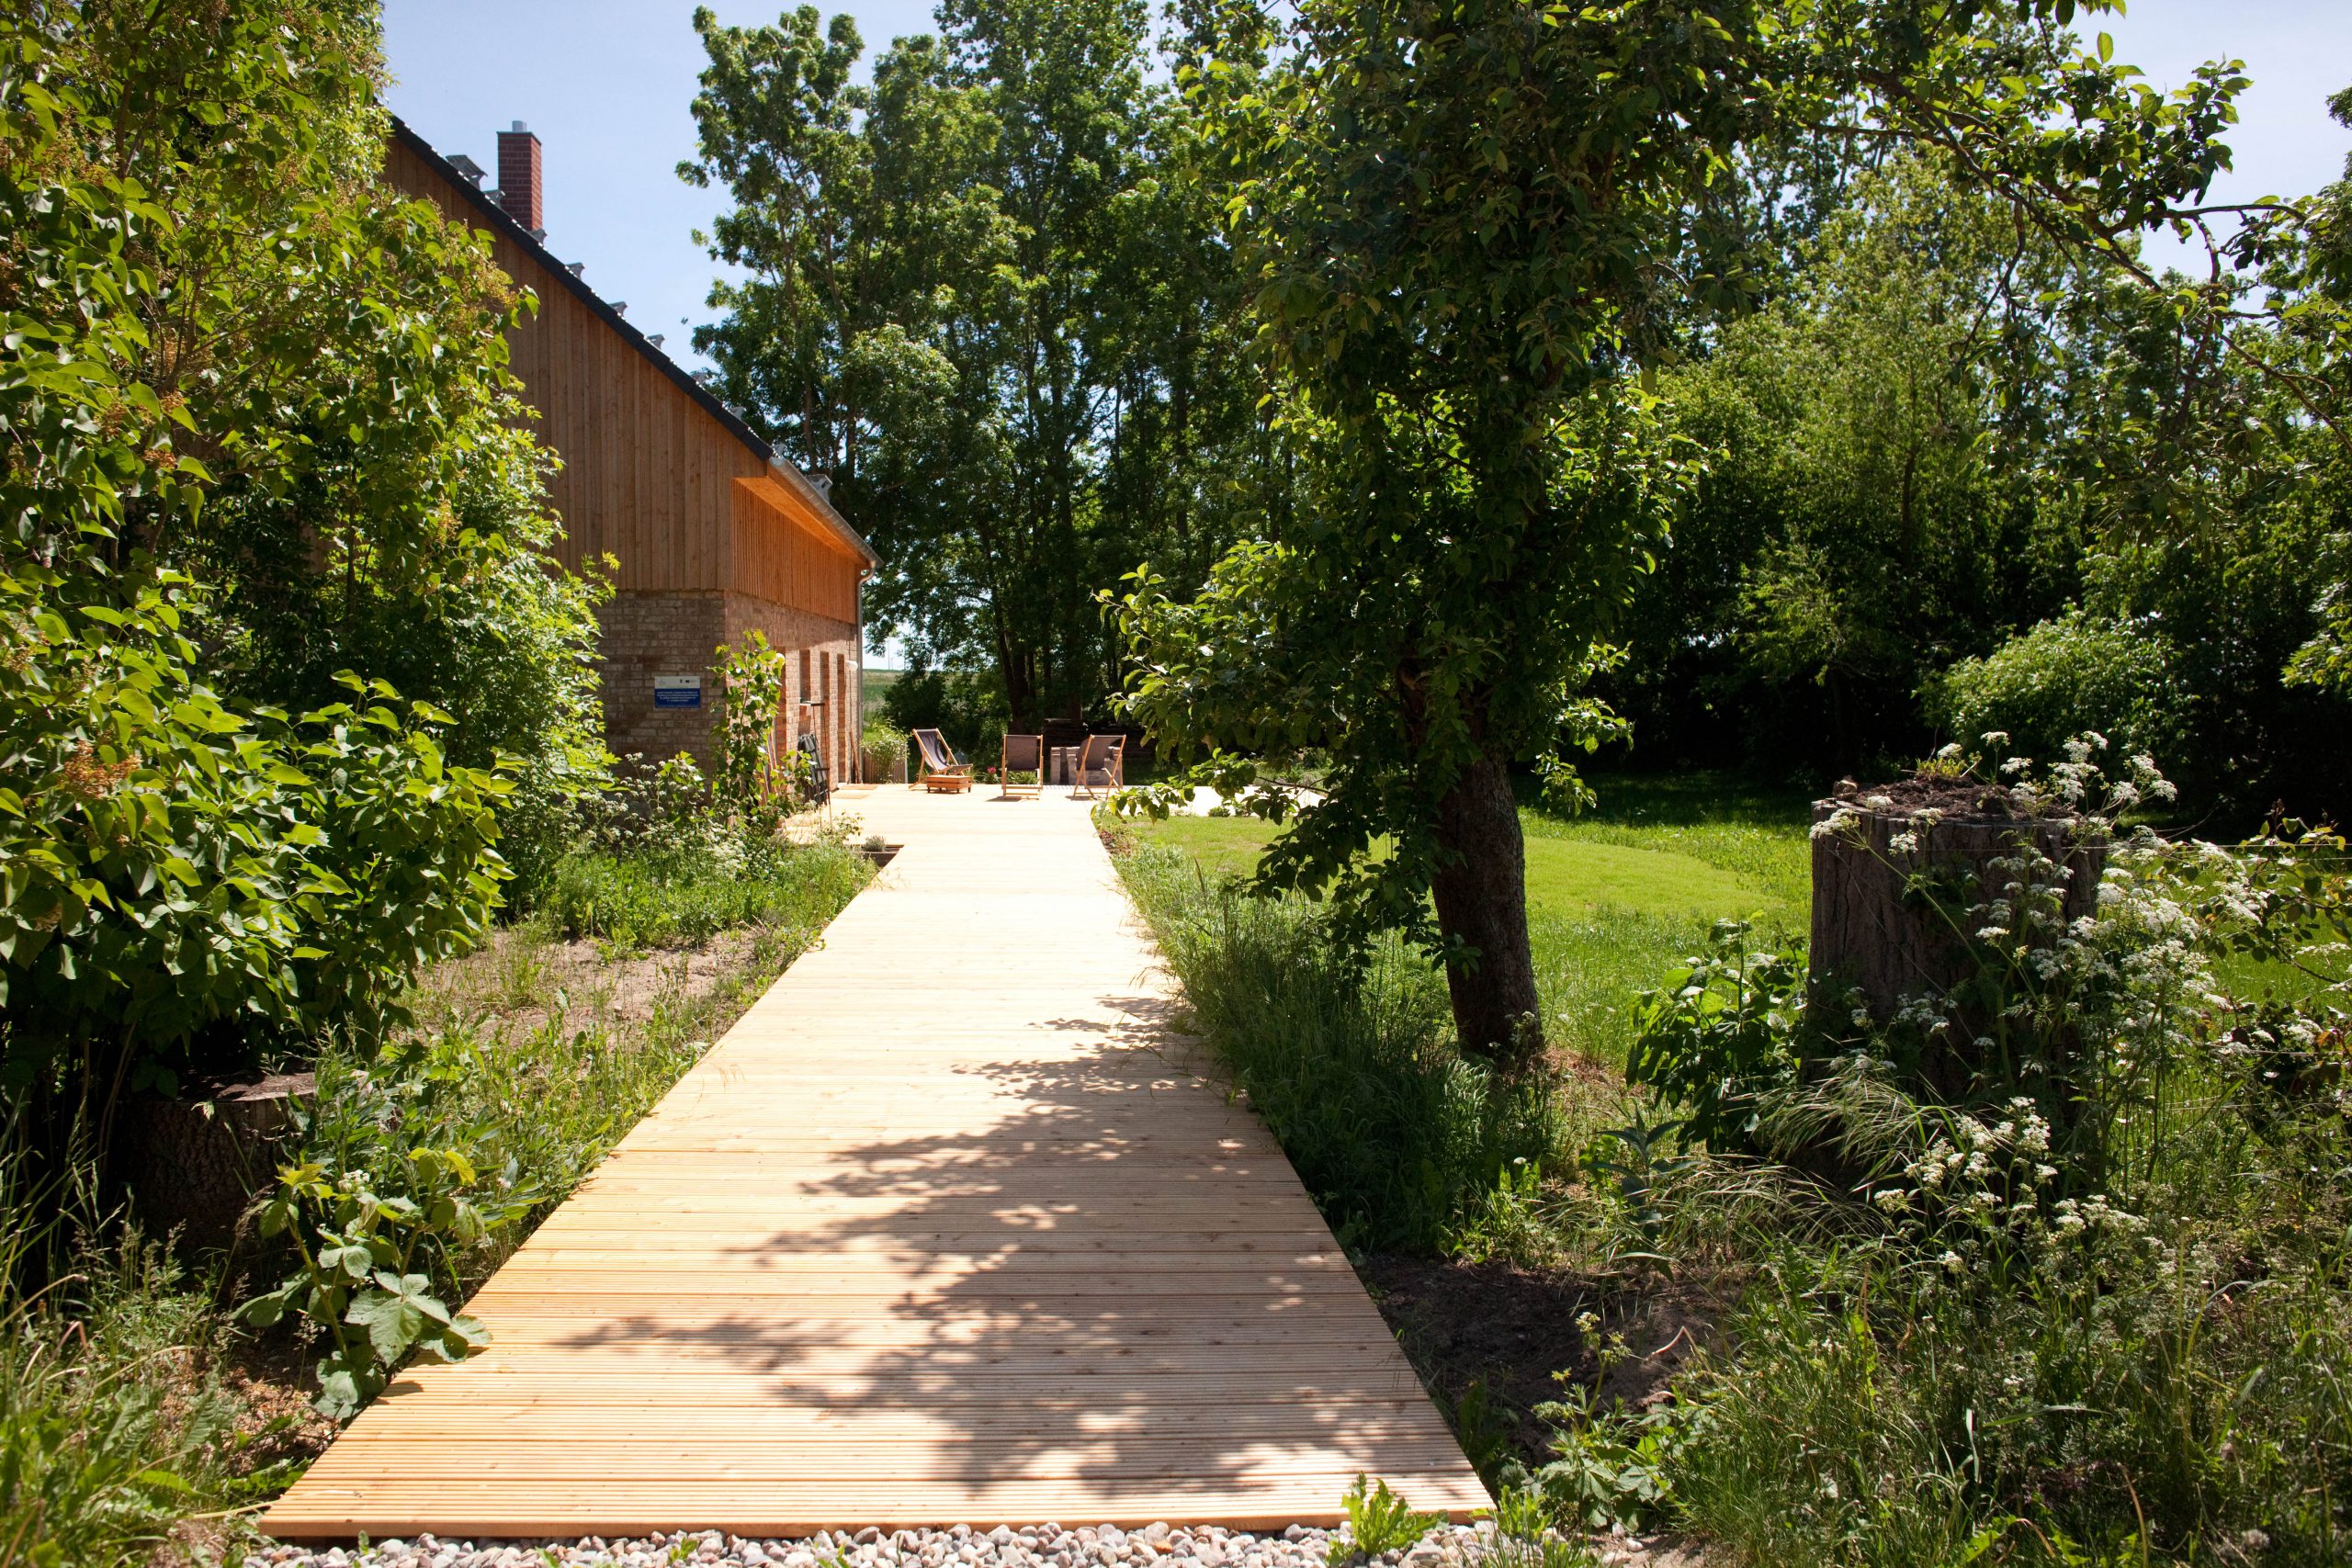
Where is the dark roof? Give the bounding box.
[388,117,877,569]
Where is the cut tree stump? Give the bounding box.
[115,1071,314,1255]
[1810,787,2104,1097]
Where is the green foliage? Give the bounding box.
[686,0,1263,722]
[713,630,802,827]
[860,721,906,780]
[0,567,508,1092]
[1482,1483,1600,1568]
[544,837,869,952]
[1600,769,2352,1560]
[1329,1474,1443,1565]
[1119,0,2252,1059]
[1115,838,1562,1253]
[0,3,600,1106]
[1530,1382,1688,1538]
[1928,612,2180,770]
[1601,134,2352,819]
[877,663,1008,758]
[0,1231,249,1568]
[1626,924,1805,1152]
[242,1150,492,1419]
[1611,152,2090,777]
[0,1125,276,1568]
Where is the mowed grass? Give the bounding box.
[1130,771,1816,1065]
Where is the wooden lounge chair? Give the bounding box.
[1071,733,1125,800]
[910,728,973,794]
[999,732,1045,799]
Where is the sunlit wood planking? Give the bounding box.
[265,791,1484,1541]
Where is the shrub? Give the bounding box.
[862,722,908,781]
[1624,921,1803,1151]
[0,574,508,1100]
[879,663,1009,753]
[1928,612,2181,769]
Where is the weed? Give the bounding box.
[1480,1484,1600,1568]
[0,1181,246,1568]
[1329,1474,1445,1564]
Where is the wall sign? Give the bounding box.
[653,674,703,709]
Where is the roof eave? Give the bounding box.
[766,459,879,571]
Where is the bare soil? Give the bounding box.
[408,921,763,1043]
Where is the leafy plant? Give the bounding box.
[241,1150,493,1419]
[1531,1382,1689,1537]
[0,571,510,1101]
[1328,1474,1444,1564]
[713,631,800,827]
[1481,1483,1598,1568]
[1625,922,1805,1152]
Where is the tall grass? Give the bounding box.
[0,1149,253,1568]
[543,837,869,949]
[1119,840,1566,1253]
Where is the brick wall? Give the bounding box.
[598,591,861,784]
[725,593,860,787]
[599,591,729,769]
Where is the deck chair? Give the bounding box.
[1071,733,1125,799]
[999,732,1045,799]
[910,728,973,794]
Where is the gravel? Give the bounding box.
[250,1520,1692,1568]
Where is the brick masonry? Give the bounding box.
[599,590,862,787]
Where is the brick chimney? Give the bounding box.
[496,120,541,233]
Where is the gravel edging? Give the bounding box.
[253,1520,1698,1568]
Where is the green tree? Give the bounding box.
[686,0,1267,723]
[0,2,598,1138]
[1116,0,2253,1066]
[35,0,608,895]
[1603,152,2086,773]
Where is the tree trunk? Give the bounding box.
[1429,750,1543,1068]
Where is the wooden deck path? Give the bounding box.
[266,787,1485,1540]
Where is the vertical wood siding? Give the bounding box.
[383,140,865,619]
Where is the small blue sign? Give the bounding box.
[653,675,702,709]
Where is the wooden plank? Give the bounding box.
[264,791,1483,1541]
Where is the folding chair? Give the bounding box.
[999,732,1046,798]
[910,728,973,793]
[1071,733,1125,799]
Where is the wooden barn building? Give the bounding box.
[384,118,876,786]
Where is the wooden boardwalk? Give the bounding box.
[266,788,1484,1540]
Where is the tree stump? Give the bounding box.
[1810,782,2104,1098]
[114,1072,315,1256]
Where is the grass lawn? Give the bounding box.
[1130,770,1816,1064]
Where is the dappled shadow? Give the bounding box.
[519,981,1447,1495]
